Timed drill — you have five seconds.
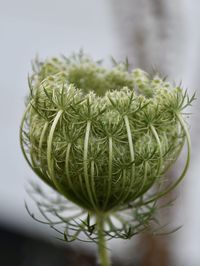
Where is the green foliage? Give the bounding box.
[25,183,165,243]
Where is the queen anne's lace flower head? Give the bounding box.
[20,52,194,242]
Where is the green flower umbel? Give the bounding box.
[20,52,194,266]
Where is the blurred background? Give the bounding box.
[0,0,200,265]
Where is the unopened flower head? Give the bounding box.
[20,52,194,241]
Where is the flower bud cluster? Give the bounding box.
[21,53,193,213]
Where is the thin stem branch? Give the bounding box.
[83,120,97,210]
[124,115,135,201]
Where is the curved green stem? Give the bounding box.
[135,113,191,207]
[124,115,135,200]
[161,124,185,174]
[91,160,98,206]
[150,124,163,175]
[47,110,89,208]
[47,110,63,182]
[64,142,93,209]
[104,136,113,209]
[65,143,73,188]
[46,110,76,200]
[113,169,127,208]
[20,102,54,188]
[20,103,33,169]
[39,121,49,169]
[83,120,97,210]
[96,214,111,266]
[135,161,148,197]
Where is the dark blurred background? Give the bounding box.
[0,0,200,265]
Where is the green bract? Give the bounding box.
[20,53,193,215]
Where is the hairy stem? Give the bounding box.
[96,214,111,266]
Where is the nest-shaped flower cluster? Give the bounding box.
[20,53,193,215]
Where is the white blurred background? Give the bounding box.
[0,1,200,265]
